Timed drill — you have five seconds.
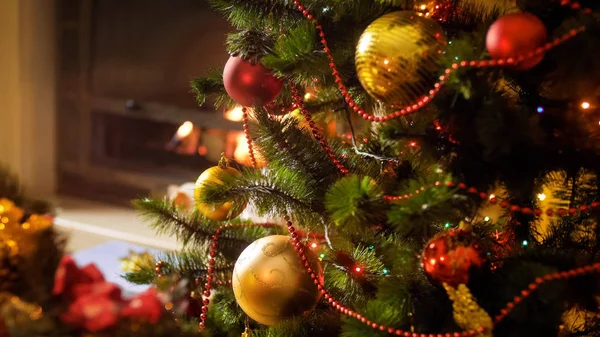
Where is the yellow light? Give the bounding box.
[383,59,389,65]
[304,92,313,100]
[581,101,591,110]
[537,193,547,201]
[420,4,427,9]
[489,194,496,200]
[357,32,372,54]
[224,106,245,122]
[355,267,362,272]
[176,121,194,138]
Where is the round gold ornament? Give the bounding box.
[194,155,246,221]
[355,11,447,106]
[232,235,323,326]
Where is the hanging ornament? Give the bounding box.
[194,154,247,221]
[444,283,493,337]
[486,12,548,71]
[223,56,283,107]
[355,11,447,106]
[421,229,484,286]
[232,235,323,326]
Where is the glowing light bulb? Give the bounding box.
[537,106,544,113]
[522,240,529,247]
[409,142,417,147]
[355,267,362,273]
[304,92,313,100]
[420,4,427,9]
[310,242,318,249]
[581,101,591,110]
[489,194,496,200]
[484,216,490,222]
[382,269,389,275]
[319,254,325,259]
[537,193,547,201]
[383,59,389,65]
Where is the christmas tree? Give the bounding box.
[124,0,600,336]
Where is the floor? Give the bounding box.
[54,197,180,252]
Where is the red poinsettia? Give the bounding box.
[53,255,166,332]
[121,287,163,324]
[61,293,120,332]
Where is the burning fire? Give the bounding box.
[224,106,245,122]
[233,132,266,167]
[176,121,194,138]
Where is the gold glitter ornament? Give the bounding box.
[232,235,323,326]
[355,11,447,106]
[194,154,247,221]
[0,199,24,227]
[444,283,493,337]
[120,251,155,273]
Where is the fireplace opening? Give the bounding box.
[56,0,241,205]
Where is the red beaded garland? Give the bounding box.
[291,87,349,175]
[383,180,597,218]
[290,0,588,123]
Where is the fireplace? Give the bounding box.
[56,0,243,204]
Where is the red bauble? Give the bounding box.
[486,13,548,70]
[421,229,484,286]
[223,56,283,107]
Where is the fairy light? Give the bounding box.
[484,216,490,222]
[304,92,313,100]
[537,193,547,201]
[310,242,318,249]
[355,267,362,273]
[382,269,389,275]
[409,142,417,147]
[522,240,529,247]
[319,254,325,259]
[420,4,427,9]
[537,106,544,113]
[581,101,591,110]
[444,222,451,229]
[489,194,496,200]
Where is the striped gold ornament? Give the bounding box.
[356,11,447,106]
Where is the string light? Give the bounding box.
[537,106,544,114]
[319,254,325,259]
[537,193,547,201]
[382,269,389,275]
[409,142,417,147]
[310,242,318,249]
[304,92,313,100]
[355,267,362,273]
[368,245,375,250]
[581,101,591,110]
[484,216,490,222]
[489,194,496,200]
[522,240,529,247]
[444,222,451,229]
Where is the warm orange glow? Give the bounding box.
[225,106,245,122]
[310,242,318,249]
[354,267,362,272]
[581,102,591,110]
[304,92,313,100]
[429,258,436,266]
[233,132,266,167]
[176,121,194,138]
[383,59,389,65]
[420,4,427,10]
[409,142,417,147]
[198,145,208,156]
[489,194,496,200]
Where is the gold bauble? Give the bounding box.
[356,11,447,106]
[194,155,246,221]
[232,235,323,326]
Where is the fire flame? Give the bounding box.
[224,106,245,122]
[176,121,194,138]
[233,132,266,167]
